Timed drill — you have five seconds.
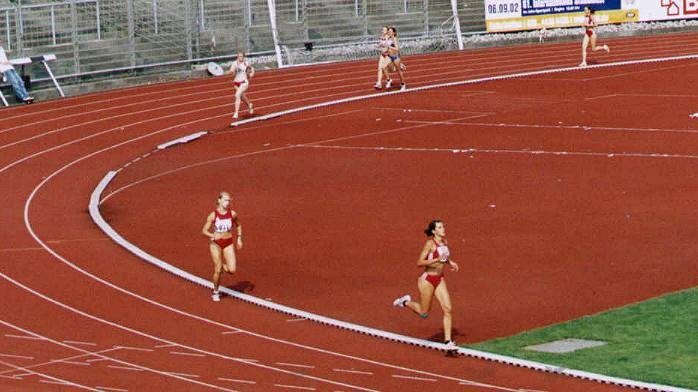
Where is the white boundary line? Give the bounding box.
[89,54,698,392]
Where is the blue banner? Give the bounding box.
[521,0,621,16]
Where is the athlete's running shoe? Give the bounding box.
[385,79,392,89]
[392,294,411,307]
[249,103,254,115]
[374,82,382,90]
[212,291,220,302]
[400,84,406,91]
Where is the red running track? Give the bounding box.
[2,32,698,391]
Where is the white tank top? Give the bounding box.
[233,61,249,83]
[427,239,450,262]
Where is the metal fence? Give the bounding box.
[0,0,484,79]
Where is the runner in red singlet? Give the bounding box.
[393,220,459,349]
[580,6,610,67]
[202,191,243,302]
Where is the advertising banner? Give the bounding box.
[622,0,698,21]
[486,0,638,32]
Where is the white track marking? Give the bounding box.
[0,320,240,391]
[107,365,144,372]
[114,345,154,352]
[391,374,437,382]
[166,371,199,378]
[406,119,698,137]
[332,369,373,376]
[170,351,206,357]
[1,287,376,391]
[286,318,307,322]
[95,387,129,392]
[0,246,45,253]
[0,347,120,376]
[0,358,100,390]
[0,353,34,360]
[274,384,316,391]
[52,359,91,366]
[4,334,43,340]
[218,377,257,384]
[221,330,244,335]
[63,340,97,346]
[276,362,316,369]
[296,143,698,161]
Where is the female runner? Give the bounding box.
[580,6,610,67]
[382,26,406,91]
[227,51,255,120]
[393,220,459,348]
[202,191,243,301]
[374,26,392,89]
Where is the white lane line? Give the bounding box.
[7,372,31,377]
[236,358,260,363]
[0,353,34,360]
[300,143,698,161]
[332,369,373,376]
[425,119,698,136]
[107,365,144,372]
[276,362,316,369]
[166,371,200,378]
[286,318,307,322]
[114,345,154,352]
[154,343,177,348]
[221,330,244,335]
[458,381,531,391]
[371,107,495,115]
[391,374,437,382]
[52,359,90,366]
[274,384,316,391]
[95,387,129,392]
[4,334,43,340]
[170,351,206,357]
[63,340,97,346]
[218,377,256,384]
[40,379,71,385]
[0,246,45,252]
